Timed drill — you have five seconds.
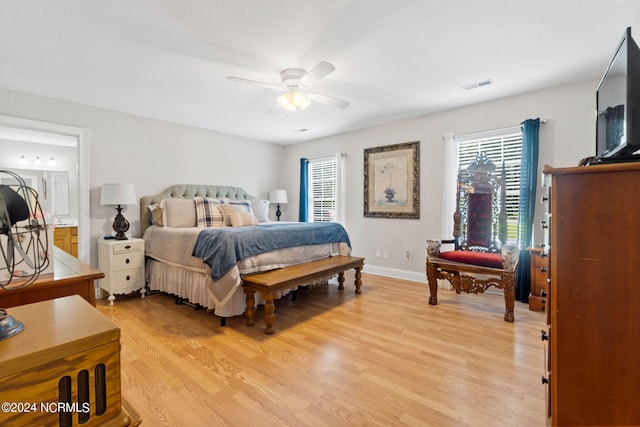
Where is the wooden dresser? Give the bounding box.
[543,163,640,426]
[526,247,548,311]
[0,247,103,308]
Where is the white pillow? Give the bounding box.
[222,199,253,214]
[160,198,197,228]
[148,203,159,225]
[218,204,250,226]
[250,199,270,222]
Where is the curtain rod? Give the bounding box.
[444,119,548,141]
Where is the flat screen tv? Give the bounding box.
[595,27,640,162]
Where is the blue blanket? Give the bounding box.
[192,222,351,280]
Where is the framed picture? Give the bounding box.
[364,141,420,219]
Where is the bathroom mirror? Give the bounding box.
[0,168,74,222]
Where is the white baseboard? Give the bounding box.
[361,265,503,294]
[362,264,426,284]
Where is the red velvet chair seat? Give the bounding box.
[438,250,503,269]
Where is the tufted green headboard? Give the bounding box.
[139,184,255,235]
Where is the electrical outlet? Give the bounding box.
[382,249,389,259]
[404,250,411,261]
[375,249,381,258]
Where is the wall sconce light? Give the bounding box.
[17,155,57,167]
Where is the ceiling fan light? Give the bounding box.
[291,91,306,107]
[229,61,349,114]
[277,94,290,108]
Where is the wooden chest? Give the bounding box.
[0,295,132,426]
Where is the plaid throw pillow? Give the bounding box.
[194,197,224,228]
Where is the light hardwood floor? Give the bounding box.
[97,272,547,426]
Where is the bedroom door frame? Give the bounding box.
[0,114,90,264]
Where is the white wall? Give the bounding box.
[0,87,285,266]
[0,77,603,278]
[282,78,598,281]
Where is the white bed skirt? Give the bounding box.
[146,258,331,318]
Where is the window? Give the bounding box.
[308,156,337,222]
[455,127,522,245]
[301,153,345,224]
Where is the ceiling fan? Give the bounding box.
[226,61,350,112]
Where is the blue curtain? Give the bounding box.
[299,158,309,222]
[516,118,540,302]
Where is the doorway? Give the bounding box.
[0,115,90,263]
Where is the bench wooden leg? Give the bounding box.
[354,266,362,294]
[244,288,256,326]
[338,271,345,290]
[263,293,276,334]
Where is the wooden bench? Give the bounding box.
[242,255,364,334]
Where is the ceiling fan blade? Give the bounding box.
[300,61,335,86]
[226,76,280,91]
[306,92,350,109]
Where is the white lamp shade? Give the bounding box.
[268,189,288,204]
[100,184,137,205]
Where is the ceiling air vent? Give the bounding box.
[462,79,494,91]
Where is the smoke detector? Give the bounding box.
[462,79,494,90]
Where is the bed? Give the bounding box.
[140,184,351,318]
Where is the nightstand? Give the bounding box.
[97,237,146,305]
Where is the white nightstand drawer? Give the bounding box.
[97,236,146,305]
[112,241,144,254]
[113,252,143,271]
[109,269,143,293]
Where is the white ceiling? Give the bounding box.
[1,1,640,145]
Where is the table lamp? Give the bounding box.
[100,184,136,240]
[268,189,288,221]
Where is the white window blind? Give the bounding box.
[456,127,522,244]
[309,156,337,222]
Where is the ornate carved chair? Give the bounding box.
[426,152,519,322]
